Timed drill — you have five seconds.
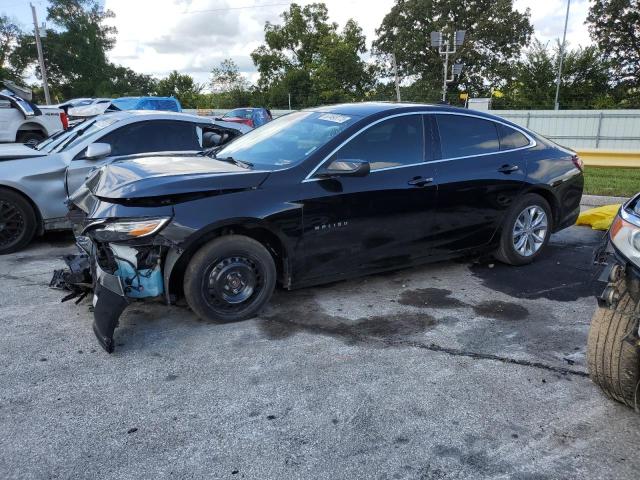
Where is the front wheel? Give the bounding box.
[0,188,38,255]
[495,193,552,266]
[183,235,276,322]
[587,286,640,411]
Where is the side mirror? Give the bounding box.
[316,159,370,179]
[85,142,111,160]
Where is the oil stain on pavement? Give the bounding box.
[260,306,440,346]
[469,244,597,302]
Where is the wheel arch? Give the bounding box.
[16,121,48,138]
[166,218,292,302]
[521,185,560,231]
[0,183,44,235]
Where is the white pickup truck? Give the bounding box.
[0,83,67,144]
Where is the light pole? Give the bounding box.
[554,0,571,110]
[30,3,51,105]
[431,30,465,102]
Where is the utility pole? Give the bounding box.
[30,3,51,105]
[288,92,291,111]
[391,53,401,102]
[554,0,571,111]
[430,30,465,103]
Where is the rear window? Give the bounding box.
[437,114,500,158]
[497,124,530,150]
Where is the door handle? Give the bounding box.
[498,164,519,174]
[407,177,434,187]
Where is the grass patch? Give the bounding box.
[583,166,640,197]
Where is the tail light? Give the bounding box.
[571,154,583,172]
[60,111,69,130]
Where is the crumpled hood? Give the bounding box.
[0,143,46,160]
[86,155,270,199]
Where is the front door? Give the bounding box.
[299,113,439,281]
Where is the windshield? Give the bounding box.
[34,121,88,153]
[56,116,121,152]
[214,111,359,170]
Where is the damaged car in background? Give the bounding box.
[588,192,640,412]
[0,110,248,254]
[52,102,584,353]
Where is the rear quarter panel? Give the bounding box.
[524,141,584,231]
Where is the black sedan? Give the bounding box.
[57,103,584,352]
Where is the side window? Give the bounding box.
[97,120,200,157]
[497,123,530,150]
[335,115,424,171]
[437,115,500,158]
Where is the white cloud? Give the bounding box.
[103,0,593,88]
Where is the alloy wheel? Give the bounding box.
[512,205,548,257]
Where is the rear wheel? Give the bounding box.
[17,131,45,146]
[0,188,38,254]
[183,235,276,322]
[495,193,552,266]
[587,285,640,411]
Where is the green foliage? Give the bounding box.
[588,0,640,88]
[0,15,24,82]
[374,0,533,96]
[156,70,203,108]
[492,40,613,109]
[209,59,251,108]
[251,3,375,108]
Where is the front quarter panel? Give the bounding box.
[0,152,71,223]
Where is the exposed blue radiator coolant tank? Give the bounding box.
[110,244,164,299]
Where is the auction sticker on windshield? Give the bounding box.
[318,113,351,124]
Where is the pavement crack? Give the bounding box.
[389,339,589,377]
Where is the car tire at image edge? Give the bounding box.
[587,285,640,411]
[183,235,277,323]
[17,131,45,146]
[495,193,552,266]
[0,188,38,255]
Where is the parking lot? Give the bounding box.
[1,225,639,480]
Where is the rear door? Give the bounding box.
[429,113,530,253]
[299,113,439,280]
[65,120,201,196]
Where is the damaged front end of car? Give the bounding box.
[52,214,174,353]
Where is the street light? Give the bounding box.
[431,29,466,102]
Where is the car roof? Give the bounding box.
[101,110,211,123]
[305,102,525,129]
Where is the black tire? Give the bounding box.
[587,285,640,411]
[494,193,552,266]
[17,131,45,146]
[0,188,38,255]
[183,235,276,323]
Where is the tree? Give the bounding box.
[210,59,248,93]
[251,3,374,107]
[494,40,614,109]
[12,0,117,100]
[0,15,24,82]
[156,70,203,108]
[587,0,640,89]
[209,59,251,107]
[102,66,157,97]
[374,0,533,98]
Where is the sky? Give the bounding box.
[2,0,593,88]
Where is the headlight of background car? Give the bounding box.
[610,210,640,268]
[86,217,170,242]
